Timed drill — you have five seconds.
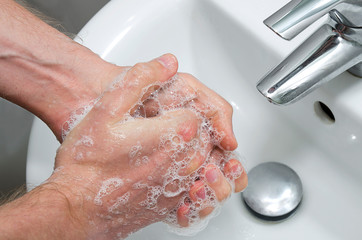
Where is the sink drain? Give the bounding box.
[242,162,303,221]
[314,101,335,124]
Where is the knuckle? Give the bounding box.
[200,206,214,218]
[179,108,199,123]
[132,62,150,74]
[129,62,153,83]
[225,101,233,115]
[180,72,194,80]
[218,183,232,201]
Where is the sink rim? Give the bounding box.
[26,0,362,239]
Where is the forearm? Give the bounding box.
[0,0,120,141]
[0,182,87,240]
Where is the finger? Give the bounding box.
[143,76,198,117]
[143,73,237,150]
[199,206,214,219]
[188,179,215,219]
[189,180,206,202]
[184,78,237,151]
[130,84,164,117]
[141,98,161,117]
[177,142,213,176]
[177,204,190,227]
[189,165,232,219]
[204,164,232,202]
[207,148,248,193]
[224,159,248,193]
[88,54,178,123]
[109,108,201,167]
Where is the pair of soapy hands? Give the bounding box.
[50,53,248,239]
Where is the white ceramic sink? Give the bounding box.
[27,0,362,239]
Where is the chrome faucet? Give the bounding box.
[257,0,362,105]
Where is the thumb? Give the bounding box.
[115,109,201,155]
[87,54,178,125]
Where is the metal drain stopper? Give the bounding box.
[242,162,303,220]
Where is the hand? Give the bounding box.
[0,1,247,238]
[133,72,238,151]
[58,68,238,152]
[134,71,247,227]
[50,55,247,239]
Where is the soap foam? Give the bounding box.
[108,192,131,214]
[75,135,94,147]
[62,71,243,238]
[61,98,99,140]
[114,73,242,235]
[94,178,124,206]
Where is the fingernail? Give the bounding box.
[229,160,242,173]
[177,204,190,227]
[195,186,206,200]
[156,54,177,70]
[205,167,219,184]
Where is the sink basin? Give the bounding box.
[27,0,362,239]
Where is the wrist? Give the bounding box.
[46,165,113,239]
[0,0,125,141]
[0,180,87,240]
[44,47,124,141]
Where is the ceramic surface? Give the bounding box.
[27,0,362,239]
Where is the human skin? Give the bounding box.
[0,0,123,141]
[0,0,237,151]
[0,56,247,240]
[0,0,248,239]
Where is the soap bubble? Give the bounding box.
[61,98,100,140]
[94,178,124,206]
[62,71,242,237]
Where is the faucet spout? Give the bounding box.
[257,11,362,105]
[264,0,361,40]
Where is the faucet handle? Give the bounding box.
[264,0,361,40]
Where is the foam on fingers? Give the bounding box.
[59,66,246,238]
[224,159,248,193]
